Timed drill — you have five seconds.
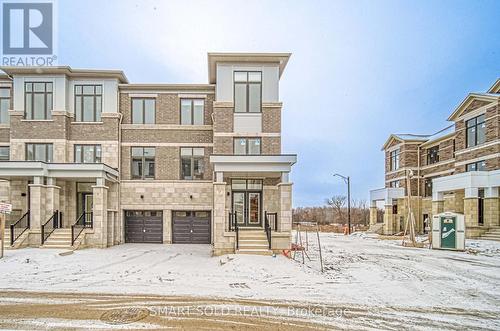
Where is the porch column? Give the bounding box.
[484,187,499,228]
[432,191,444,215]
[212,182,228,255]
[278,182,293,233]
[28,176,45,232]
[463,188,479,230]
[92,178,109,248]
[383,203,395,235]
[45,177,60,223]
[369,201,377,226]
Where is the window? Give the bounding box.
[452,139,456,158]
[426,146,439,165]
[389,149,400,171]
[389,180,399,188]
[180,147,204,180]
[231,179,263,190]
[234,138,261,155]
[466,115,486,148]
[75,145,102,163]
[0,88,10,124]
[131,147,155,179]
[180,99,204,125]
[234,71,261,113]
[424,179,433,197]
[25,82,53,120]
[26,143,53,162]
[74,85,102,122]
[466,160,486,172]
[132,98,155,124]
[0,146,9,161]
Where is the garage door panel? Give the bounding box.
[172,211,211,244]
[125,211,163,244]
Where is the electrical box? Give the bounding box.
[432,212,465,251]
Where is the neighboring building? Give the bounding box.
[0,52,296,255]
[370,79,500,238]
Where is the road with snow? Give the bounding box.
[0,233,499,330]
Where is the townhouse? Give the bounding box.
[369,78,500,238]
[0,52,296,255]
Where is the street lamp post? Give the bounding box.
[333,173,351,234]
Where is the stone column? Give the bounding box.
[484,187,499,228]
[369,206,378,226]
[383,203,394,235]
[212,182,229,255]
[28,176,45,246]
[278,183,293,233]
[92,178,109,248]
[45,177,60,224]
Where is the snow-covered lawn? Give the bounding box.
[0,233,499,329]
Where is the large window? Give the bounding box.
[75,145,102,163]
[132,98,155,124]
[234,138,261,155]
[426,146,439,165]
[389,149,400,171]
[26,143,53,162]
[0,88,9,124]
[180,147,204,180]
[25,82,53,120]
[424,178,433,197]
[234,71,261,113]
[389,180,399,188]
[466,114,486,148]
[0,146,9,161]
[180,99,204,125]
[466,160,486,172]
[131,147,155,179]
[75,85,102,122]
[231,179,262,190]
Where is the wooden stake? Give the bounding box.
[316,222,324,273]
[0,213,5,259]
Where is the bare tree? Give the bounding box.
[325,195,346,223]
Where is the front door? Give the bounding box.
[232,191,262,227]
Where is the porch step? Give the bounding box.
[236,248,273,256]
[42,228,73,249]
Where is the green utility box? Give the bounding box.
[432,212,465,251]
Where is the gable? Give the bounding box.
[447,93,499,121]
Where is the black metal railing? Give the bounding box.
[41,210,61,245]
[10,210,30,246]
[71,211,92,246]
[264,212,277,250]
[229,211,239,250]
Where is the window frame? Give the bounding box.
[24,82,53,120]
[180,98,205,125]
[74,144,102,163]
[424,178,433,197]
[0,87,10,124]
[25,143,53,162]
[466,160,486,172]
[131,98,156,124]
[233,71,262,113]
[233,137,262,155]
[389,149,400,171]
[426,146,439,165]
[0,146,9,161]
[180,147,205,180]
[74,84,102,122]
[131,147,155,179]
[466,114,486,148]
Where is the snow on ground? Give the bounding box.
[0,232,499,328]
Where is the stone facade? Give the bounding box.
[374,82,500,238]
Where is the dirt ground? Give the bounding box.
[0,290,498,330]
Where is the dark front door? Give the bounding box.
[232,191,262,227]
[125,210,163,243]
[172,211,211,244]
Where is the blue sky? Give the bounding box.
[57,0,500,206]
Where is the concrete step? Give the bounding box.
[239,239,269,245]
[481,235,500,240]
[479,237,500,242]
[236,249,273,256]
[239,244,270,250]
